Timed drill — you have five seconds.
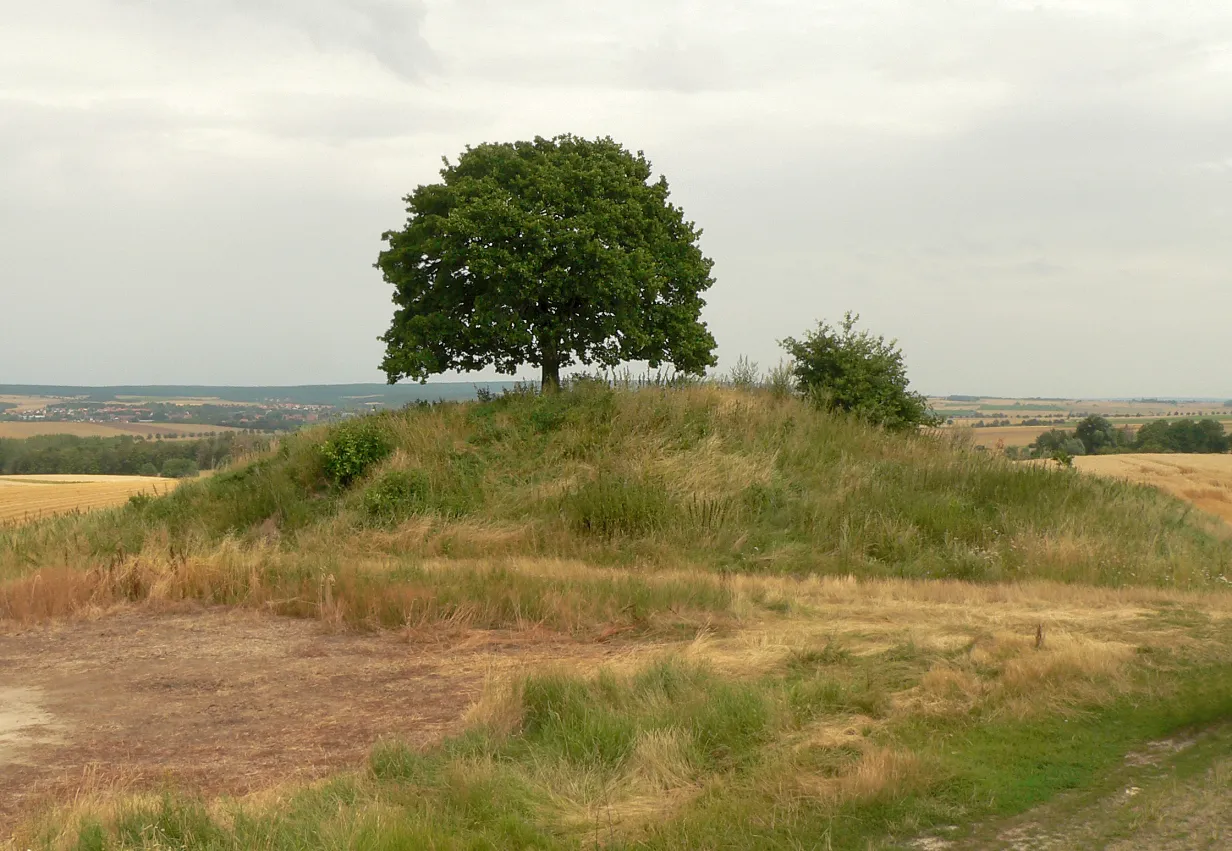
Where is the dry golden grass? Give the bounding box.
[7,558,1232,848]
[1076,454,1232,526]
[0,422,237,439]
[0,475,177,526]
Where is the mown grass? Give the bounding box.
[24,639,1232,851]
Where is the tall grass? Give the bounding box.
[2,383,1228,606]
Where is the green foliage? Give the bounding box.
[765,360,794,400]
[160,457,199,479]
[377,134,718,390]
[1060,437,1086,458]
[319,420,391,486]
[0,433,240,476]
[1074,415,1122,454]
[781,312,940,431]
[1030,417,1229,458]
[1136,419,1230,454]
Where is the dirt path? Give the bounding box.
[0,609,610,832]
[909,723,1232,850]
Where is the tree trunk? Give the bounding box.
[541,360,561,393]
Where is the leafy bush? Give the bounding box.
[781,312,939,431]
[320,420,392,486]
[160,457,199,478]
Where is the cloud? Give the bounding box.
[109,0,434,80]
[2,0,1232,393]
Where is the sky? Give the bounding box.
[2,1,1230,397]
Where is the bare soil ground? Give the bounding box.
[0,608,611,832]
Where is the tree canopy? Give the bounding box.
[1074,415,1124,455]
[1024,417,1229,458]
[377,135,717,390]
[781,312,939,432]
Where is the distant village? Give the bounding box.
[1,399,340,432]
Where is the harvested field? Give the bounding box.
[0,396,70,415]
[0,422,236,439]
[1076,454,1232,526]
[0,475,177,526]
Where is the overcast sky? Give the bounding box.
[3,1,1230,396]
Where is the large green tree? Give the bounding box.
[376,135,718,391]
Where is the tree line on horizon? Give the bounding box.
[0,433,258,478]
[1006,415,1230,461]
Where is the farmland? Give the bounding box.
[0,422,235,440]
[0,475,177,526]
[930,395,1232,449]
[1075,453,1232,528]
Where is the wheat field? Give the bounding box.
[0,422,237,439]
[1075,454,1232,526]
[0,475,177,525]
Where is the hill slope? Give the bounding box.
[4,384,1232,850]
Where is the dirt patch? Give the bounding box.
[930,723,1232,851]
[0,687,60,767]
[0,608,611,832]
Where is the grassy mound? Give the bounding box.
[4,383,1227,597]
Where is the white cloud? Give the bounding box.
[2,0,1232,394]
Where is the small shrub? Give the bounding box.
[766,360,795,400]
[160,458,199,479]
[320,419,392,486]
[726,355,760,389]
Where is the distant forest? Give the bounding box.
[0,382,519,408]
[0,434,254,477]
